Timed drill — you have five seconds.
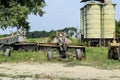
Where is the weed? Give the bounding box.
[67,47,120,69]
[34,74,41,79]
[0,47,120,69]
[16,74,32,78]
[0,73,9,77]
[110,76,120,78]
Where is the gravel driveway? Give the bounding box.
[0,63,120,80]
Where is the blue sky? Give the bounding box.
[0,0,120,34]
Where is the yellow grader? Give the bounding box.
[108,32,120,60]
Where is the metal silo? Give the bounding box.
[103,4,115,38]
[86,3,101,38]
[80,0,116,46]
[80,9,84,35]
[80,7,87,38]
[104,0,112,3]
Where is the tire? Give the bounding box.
[47,51,53,60]
[75,49,83,60]
[4,48,11,57]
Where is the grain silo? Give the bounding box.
[103,4,115,38]
[80,0,115,46]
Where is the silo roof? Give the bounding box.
[80,0,103,2]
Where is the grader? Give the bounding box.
[108,32,120,60]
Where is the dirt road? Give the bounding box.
[0,63,120,80]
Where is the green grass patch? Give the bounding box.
[34,74,41,79]
[70,38,80,45]
[0,73,55,79]
[27,38,49,43]
[60,77,80,80]
[0,73,21,79]
[60,77,99,80]
[0,50,48,63]
[34,74,57,79]
[12,74,32,78]
[0,73,10,77]
[0,73,32,79]
[0,47,120,69]
[27,38,40,42]
[67,47,120,69]
[85,47,120,69]
[0,50,61,63]
[110,76,120,78]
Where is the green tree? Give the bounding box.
[116,20,120,37]
[63,27,77,37]
[26,27,78,38]
[0,0,45,30]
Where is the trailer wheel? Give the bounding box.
[4,48,11,57]
[47,51,53,60]
[75,49,83,60]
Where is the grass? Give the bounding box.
[0,73,54,79]
[0,47,120,69]
[0,73,100,80]
[67,47,120,69]
[27,38,40,42]
[0,49,61,63]
[85,47,119,68]
[0,73,32,79]
[27,37,81,45]
[110,76,120,78]
[0,50,47,63]
[27,38,49,43]
[60,77,99,80]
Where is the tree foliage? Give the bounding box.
[26,27,77,38]
[115,20,120,37]
[0,0,45,30]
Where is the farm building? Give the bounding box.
[80,0,116,46]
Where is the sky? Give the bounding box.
[0,0,120,34]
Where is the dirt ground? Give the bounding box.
[0,63,120,80]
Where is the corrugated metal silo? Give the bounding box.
[80,0,116,46]
[103,4,115,38]
[104,0,112,3]
[80,7,87,38]
[86,3,101,38]
[80,9,84,35]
